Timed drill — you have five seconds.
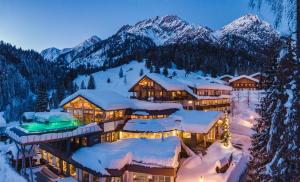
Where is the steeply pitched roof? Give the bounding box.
[229,75,259,83]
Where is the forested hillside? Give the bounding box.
[0,42,70,120]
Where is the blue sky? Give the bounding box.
[0,0,289,51]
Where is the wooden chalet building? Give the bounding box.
[129,74,232,111]
[250,72,268,89]
[229,75,259,90]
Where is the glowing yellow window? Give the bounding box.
[183,132,191,139]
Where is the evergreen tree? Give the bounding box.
[154,66,160,74]
[222,111,231,147]
[162,67,168,77]
[145,59,152,69]
[80,80,86,89]
[35,83,48,112]
[149,66,154,73]
[119,67,123,78]
[87,75,96,89]
[107,78,111,83]
[139,68,144,77]
[265,38,299,181]
[248,41,280,181]
[248,38,300,181]
[172,71,177,77]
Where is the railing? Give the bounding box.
[7,123,102,145]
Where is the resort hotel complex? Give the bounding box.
[4,72,259,182]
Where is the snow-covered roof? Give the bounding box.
[229,75,259,83]
[144,74,189,91]
[124,109,223,133]
[219,75,233,79]
[177,78,232,91]
[60,89,182,111]
[60,90,132,110]
[72,137,181,175]
[170,110,223,133]
[22,112,75,123]
[123,118,177,132]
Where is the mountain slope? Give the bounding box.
[215,14,279,52]
[124,15,217,45]
[42,35,101,63]
[41,14,279,72]
[0,41,63,120]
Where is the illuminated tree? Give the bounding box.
[222,111,231,147]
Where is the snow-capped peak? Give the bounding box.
[40,47,61,61]
[215,14,278,45]
[122,15,217,45]
[74,35,101,51]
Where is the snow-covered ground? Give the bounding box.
[74,60,226,98]
[176,90,261,182]
[0,115,26,182]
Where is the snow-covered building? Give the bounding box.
[6,81,229,182]
[122,110,224,148]
[249,72,267,89]
[229,75,259,90]
[129,74,232,111]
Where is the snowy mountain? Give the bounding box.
[215,14,279,52]
[123,15,217,45]
[41,47,61,61]
[41,14,279,70]
[42,35,101,63]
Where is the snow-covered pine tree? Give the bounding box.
[163,67,168,77]
[119,67,123,78]
[266,37,300,181]
[172,71,177,77]
[80,80,86,89]
[150,66,154,73]
[139,68,144,76]
[248,41,280,181]
[35,83,48,112]
[87,75,96,89]
[154,66,160,74]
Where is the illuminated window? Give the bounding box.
[183,132,191,139]
[70,164,76,176]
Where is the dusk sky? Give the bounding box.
[0,0,289,51]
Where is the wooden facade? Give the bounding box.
[129,75,231,112]
[229,77,258,90]
[129,76,193,101]
[252,74,267,89]
[63,96,127,124]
